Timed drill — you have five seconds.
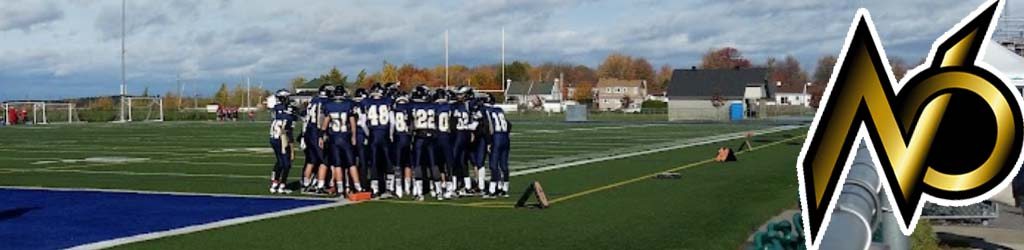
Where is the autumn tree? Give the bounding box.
[498,61,531,83]
[768,55,809,89]
[700,47,752,69]
[889,56,909,81]
[214,83,230,105]
[381,61,399,83]
[91,97,115,110]
[323,66,348,86]
[597,53,635,79]
[355,69,370,88]
[574,82,595,104]
[812,55,838,85]
[632,58,655,86]
[290,76,306,91]
[653,64,673,94]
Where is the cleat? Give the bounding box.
[415,195,424,201]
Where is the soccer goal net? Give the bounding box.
[124,96,164,122]
[3,101,80,124]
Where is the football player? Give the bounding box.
[301,85,330,193]
[469,93,489,194]
[482,93,511,198]
[451,85,476,195]
[321,85,361,195]
[410,85,440,200]
[269,89,298,194]
[391,90,414,198]
[364,83,394,197]
[353,88,370,193]
[434,89,457,199]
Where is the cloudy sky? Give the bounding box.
[0,0,1015,100]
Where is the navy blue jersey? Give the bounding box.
[354,99,369,136]
[392,102,412,136]
[363,97,393,132]
[323,99,357,140]
[471,101,488,138]
[435,102,454,134]
[304,97,327,130]
[484,106,510,135]
[453,101,479,132]
[410,101,437,137]
[270,104,297,141]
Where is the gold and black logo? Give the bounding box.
[798,0,1024,248]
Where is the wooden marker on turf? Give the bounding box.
[515,181,550,209]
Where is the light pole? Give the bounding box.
[803,82,812,107]
[119,0,127,122]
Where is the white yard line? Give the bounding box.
[0,185,338,201]
[510,125,802,177]
[0,168,267,179]
[68,201,348,250]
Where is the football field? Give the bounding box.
[0,120,808,249]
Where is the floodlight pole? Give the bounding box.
[501,27,505,91]
[246,76,251,108]
[445,30,449,89]
[119,0,127,122]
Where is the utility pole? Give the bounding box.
[119,0,127,122]
[177,74,182,110]
[445,30,449,89]
[501,27,505,91]
[246,76,251,108]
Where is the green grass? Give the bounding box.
[0,121,808,249]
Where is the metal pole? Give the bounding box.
[445,30,449,89]
[501,27,505,91]
[247,76,251,108]
[819,140,906,250]
[127,98,133,121]
[119,0,126,122]
[69,103,74,123]
[159,98,164,121]
[41,102,47,124]
[177,74,182,110]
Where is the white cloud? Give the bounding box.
[0,1,64,32]
[0,0,1008,100]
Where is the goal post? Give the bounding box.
[125,96,164,122]
[2,101,78,124]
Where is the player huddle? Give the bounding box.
[267,83,511,201]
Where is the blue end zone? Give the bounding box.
[0,188,330,250]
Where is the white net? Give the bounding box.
[125,97,164,122]
[2,102,78,124]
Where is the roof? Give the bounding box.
[596,78,645,88]
[667,68,770,99]
[983,41,1024,84]
[774,82,809,94]
[505,81,556,95]
[298,78,329,90]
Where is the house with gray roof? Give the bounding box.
[504,80,562,108]
[666,67,772,121]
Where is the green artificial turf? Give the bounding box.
[0,121,807,249]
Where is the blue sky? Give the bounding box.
[0,0,1013,100]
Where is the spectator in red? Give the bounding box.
[6,108,14,125]
[20,109,28,124]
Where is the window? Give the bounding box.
[606,87,613,94]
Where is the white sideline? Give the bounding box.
[68,201,348,250]
[0,185,338,201]
[510,125,802,177]
[2,168,267,179]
